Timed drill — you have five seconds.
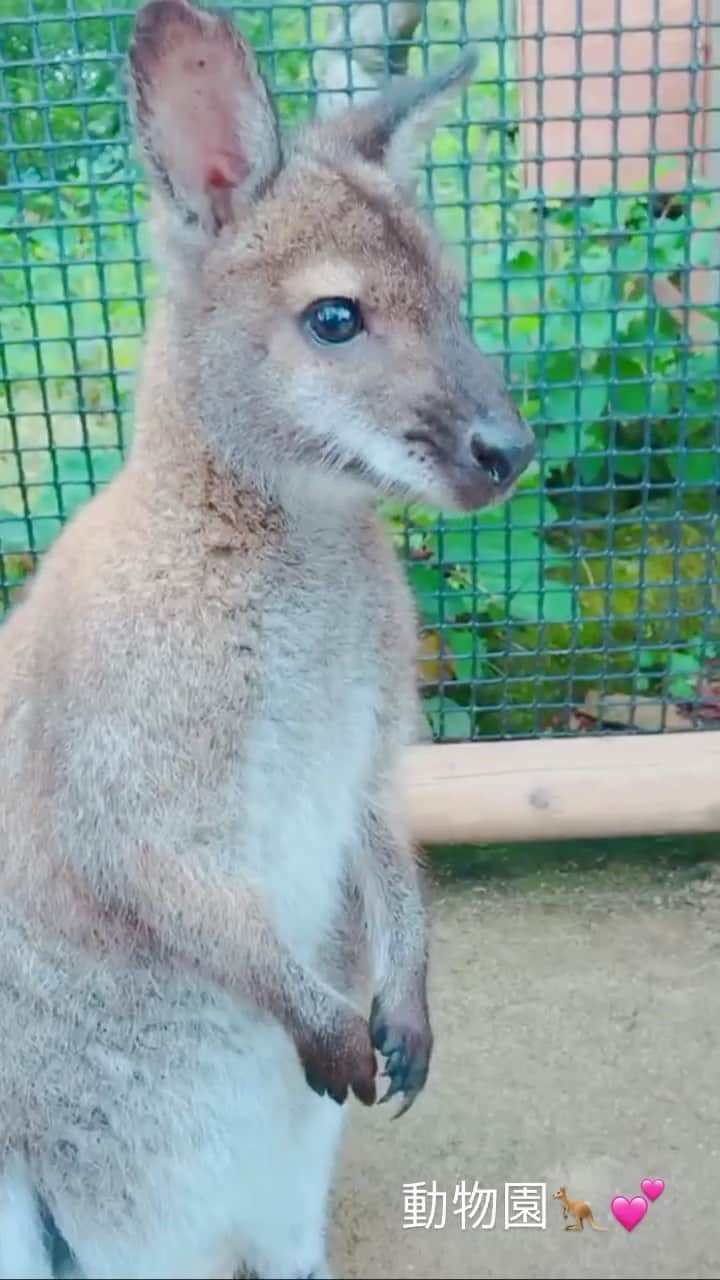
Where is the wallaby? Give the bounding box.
[553,1187,607,1232]
[0,1,535,1276]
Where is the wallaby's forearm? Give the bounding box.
[103,845,339,1040]
[114,845,378,1104]
[361,808,429,1004]
[361,805,433,1112]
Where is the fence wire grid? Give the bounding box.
[1,0,720,744]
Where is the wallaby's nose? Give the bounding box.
[468,430,535,490]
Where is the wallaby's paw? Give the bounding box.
[298,1005,377,1108]
[370,993,433,1118]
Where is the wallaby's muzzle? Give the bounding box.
[452,411,536,508]
[422,327,537,510]
[406,393,535,511]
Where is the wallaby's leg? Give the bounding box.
[237,1092,344,1280]
[0,1158,52,1280]
[360,809,433,1114]
[55,1066,345,1280]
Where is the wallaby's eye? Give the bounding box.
[303,298,364,346]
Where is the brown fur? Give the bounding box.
[0,4,534,1275]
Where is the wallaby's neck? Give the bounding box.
[130,305,212,480]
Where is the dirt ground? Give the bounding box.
[330,838,720,1280]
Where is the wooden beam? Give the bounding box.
[401,732,720,844]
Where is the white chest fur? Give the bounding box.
[214,515,387,965]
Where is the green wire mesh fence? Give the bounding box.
[1,0,720,742]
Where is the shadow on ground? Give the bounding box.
[331,834,720,1279]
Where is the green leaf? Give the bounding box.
[581,309,613,350]
[544,385,577,427]
[446,626,486,683]
[505,489,558,528]
[0,516,31,554]
[580,196,616,229]
[408,565,444,624]
[615,452,646,479]
[616,237,650,274]
[612,358,650,417]
[666,450,718,486]
[0,513,62,554]
[690,230,716,268]
[667,651,701,700]
[544,312,575,349]
[579,452,606,484]
[421,696,475,742]
[544,378,607,429]
[544,423,579,463]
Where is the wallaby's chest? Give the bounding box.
[213,525,412,958]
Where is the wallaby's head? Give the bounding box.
[128,0,535,510]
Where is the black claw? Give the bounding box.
[304,1068,348,1106]
[330,1077,349,1104]
[369,1000,431,1119]
[379,1075,403,1105]
[378,1042,429,1117]
[379,1044,414,1107]
[392,1090,418,1120]
[383,1047,403,1073]
[305,1069,326,1098]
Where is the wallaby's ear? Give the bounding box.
[128,0,281,240]
[316,49,478,197]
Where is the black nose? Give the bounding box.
[469,436,517,486]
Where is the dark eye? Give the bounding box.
[303,297,364,345]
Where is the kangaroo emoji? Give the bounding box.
[553,1186,608,1232]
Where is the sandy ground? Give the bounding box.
[329,846,720,1280]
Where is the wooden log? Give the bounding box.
[401,732,720,844]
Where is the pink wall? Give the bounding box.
[518,0,714,193]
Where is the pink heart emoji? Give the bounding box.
[641,1178,665,1202]
[611,1195,648,1232]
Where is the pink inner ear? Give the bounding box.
[133,6,255,220]
[204,151,248,193]
[206,165,230,190]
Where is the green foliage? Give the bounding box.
[383,163,720,738]
[2,1,720,738]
